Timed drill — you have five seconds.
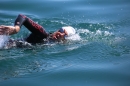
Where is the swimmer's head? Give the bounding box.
[58,26,76,37]
[51,26,76,41]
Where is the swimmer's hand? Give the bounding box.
[52,32,65,41]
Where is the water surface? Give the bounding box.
[0,0,130,86]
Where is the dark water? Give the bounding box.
[0,0,130,86]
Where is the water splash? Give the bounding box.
[0,35,9,49]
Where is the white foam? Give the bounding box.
[77,29,90,34]
[104,31,113,36]
[0,35,9,49]
[96,30,102,35]
[67,46,79,51]
[95,30,113,36]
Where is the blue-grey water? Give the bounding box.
[0,0,130,86]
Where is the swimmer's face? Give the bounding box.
[52,32,65,41]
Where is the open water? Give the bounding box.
[0,0,130,86]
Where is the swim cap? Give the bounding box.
[59,26,76,36]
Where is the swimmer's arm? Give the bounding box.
[0,25,20,35]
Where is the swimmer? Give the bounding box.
[0,14,76,47]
